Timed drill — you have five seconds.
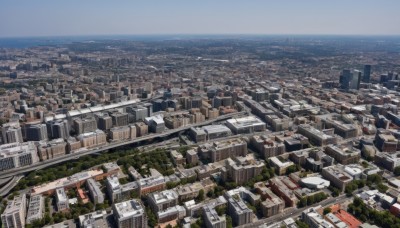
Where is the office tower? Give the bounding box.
[1,122,23,144]
[127,106,148,122]
[145,82,153,93]
[46,119,70,139]
[113,199,147,228]
[95,113,113,131]
[26,124,48,141]
[351,70,362,90]
[143,103,153,117]
[363,65,371,83]
[111,112,129,127]
[73,117,97,134]
[1,194,26,228]
[339,69,351,90]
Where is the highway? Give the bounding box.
[238,194,351,228]
[0,175,23,197]
[0,111,246,179]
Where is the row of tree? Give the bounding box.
[348,197,400,228]
[297,192,328,208]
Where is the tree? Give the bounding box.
[394,166,400,176]
[298,197,307,208]
[377,183,388,193]
[296,220,309,228]
[226,216,233,228]
[323,207,332,215]
[146,207,157,227]
[286,164,300,175]
[197,189,205,202]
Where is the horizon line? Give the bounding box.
[1,33,400,39]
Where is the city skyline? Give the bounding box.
[1,0,400,37]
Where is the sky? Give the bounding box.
[1,0,400,37]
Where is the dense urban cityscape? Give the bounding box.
[0,35,398,228]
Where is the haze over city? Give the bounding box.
[1,0,400,37]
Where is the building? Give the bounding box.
[207,138,248,162]
[111,112,129,127]
[26,195,44,224]
[269,157,294,175]
[77,129,107,148]
[226,195,253,226]
[0,142,39,171]
[73,117,97,134]
[261,196,285,218]
[324,145,361,165]
[225,116,266,134]
[250,135,285,158]
[46,119,70,139]
[55,188,69,212]
[375,129,398,152]
[254,184,284,218]
[25,124,48,141]
[223,156,264,185]
[202,125,232,141]
[170,150,184,165]
[144,115,165,133]
[37,138,67,161]
[109,126,134,142]
[269,177,298,207]
[67,137,82,153]
[351,70,362,90]
[86,178,104,204]
[363,65,371,83]
[113,199,147,228]
[340,69,352,90]
[321,166,353,191]
[1,194,26,228]
[156,205,186,224]
[225,187,261,207]
[302,206,334,228]
[300,176,330,189]
[297,124,336,146]
[79,210,111,228]
[189,127,207,143]
[321,117,358,139]
[106,176,138,203]
[1,122,23,144]
[138,175,166,196]
[135,122,148,137]
[128,106,148,122]
[96,113,113,131]
[203,204,226,228]
[374,152,400,171]
[175,179,215,201]
[148,189,179,213]
[186,149,199,165]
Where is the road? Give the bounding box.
[0,175,23,197]
[0,111,246,179]
[238,194,351,228]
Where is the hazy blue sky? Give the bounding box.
[1,0,400,37]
